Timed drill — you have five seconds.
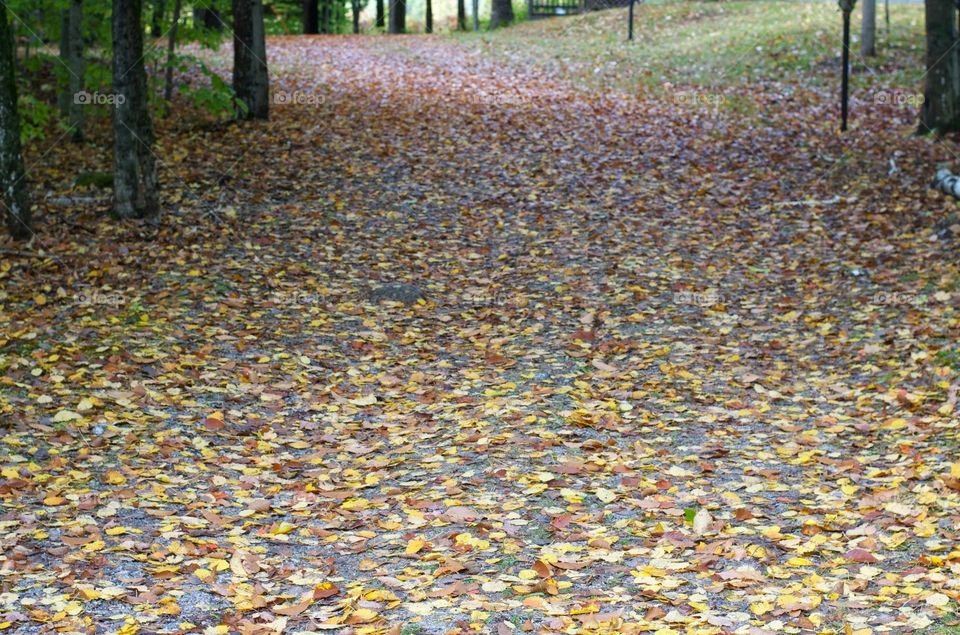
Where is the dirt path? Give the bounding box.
[0,36,958,634]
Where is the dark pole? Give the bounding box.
[841,9,850,130]
[839,0,856,131]
[628,0,634,40]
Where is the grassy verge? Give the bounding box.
[452,0,925,97]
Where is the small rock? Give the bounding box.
[367,283,425,305]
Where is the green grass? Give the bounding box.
[450,0,925,97]
[925,617,960,635]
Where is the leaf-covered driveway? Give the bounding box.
[1,34,959,635]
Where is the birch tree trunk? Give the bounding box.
[112,0,160,219]
[920,0,960,134]
[233,0,269,120]
[1,3,30,239]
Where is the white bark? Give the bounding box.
[932,169,960,199]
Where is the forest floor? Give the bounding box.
[2,2,960,634]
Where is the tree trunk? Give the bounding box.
[112,0,160,220]
[376,0,384,28]
[233,0,269,120]
[1,3,30,240]
[65,0,84,142]
[425,0,433,33]
[152,0,166,35]
[457,0,466,31]
[163,0,182,109]
[351,0,361,33]
[472,0,478,31]
[59,10,69,116]
[490,0,514,28]
[194,8,224,30]
[861,0,876,56]
[320,0,331,33]
[389,0,405,33]
[304,0,319,33]
[920,0,960,134]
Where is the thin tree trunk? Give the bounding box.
[376,0,384,28]
[59,10,69,116]
[152,0,166,35]
[472,0,478,31]
[65,0,84,141]
[389,0,405,33]
[490,0,514,28]
[457,0,466,31]
[0,3,31,239]
[194,8,224,30]
[112,0,159,220]
[884,0,889,39]
[233,0,269,120]
[351,0,361,33]
[320,0,331,33]
[920,0,960,134]
[861,0,876,56]
[425,0,433,33]
[163,0,182,110]
[304,0,319,33]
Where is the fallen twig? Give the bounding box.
[0,248,39,258]
[773,195,853,208]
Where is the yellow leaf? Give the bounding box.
[750,601,773,615]
[52,410,81,423]
[348,608,378,623]
[482,580,508,593]
[883,418,908,430]
[350,394,377,406]
[105,470,126,485]
[341,498,369,511]
[595,488,617,503]
[786,557,813,567]
[405,538,426,555]
[926,593,951,608]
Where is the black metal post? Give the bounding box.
[628,0,635,41]
[841,8,851,131]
